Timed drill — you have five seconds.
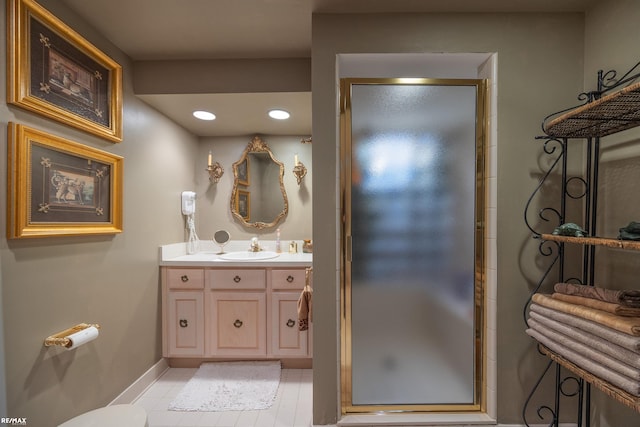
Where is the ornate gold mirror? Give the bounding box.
[230,136,288,229]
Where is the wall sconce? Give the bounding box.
[206,150,224,183]
[292,153,307,185]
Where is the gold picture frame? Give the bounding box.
[7,0,123,142]
[236,190,250,221]
[7,122,123,238]
[236,156,250,186]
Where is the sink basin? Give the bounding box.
[218,251,280,261]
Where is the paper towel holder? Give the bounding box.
[44,323,101,348]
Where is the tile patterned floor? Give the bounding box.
[133,367,313,427]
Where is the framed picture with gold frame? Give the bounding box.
[236,190,250,221]
[237,157,250,186]
[6,0,123,142]
[7,123,123,239]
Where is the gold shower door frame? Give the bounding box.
[339,77,488,414]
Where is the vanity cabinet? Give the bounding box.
[162,265,311,362]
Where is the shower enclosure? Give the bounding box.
[340,78,487,413]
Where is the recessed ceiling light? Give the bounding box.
[268,109,290,120]
[193,110,216,121]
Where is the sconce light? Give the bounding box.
[292,153,307,185]
[206,150,224,183]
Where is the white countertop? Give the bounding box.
[159,240,312,268]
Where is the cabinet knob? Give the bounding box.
[233,275,242,283]
[286,319,295,328]
[233,319,243,328]
[286,275,294,283]
[181,275,189,282]
[179,319,188,328]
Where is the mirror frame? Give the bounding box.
[230,136,288,229]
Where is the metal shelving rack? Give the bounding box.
[523,62,640,426]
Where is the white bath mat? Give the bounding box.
[168,361,281,412]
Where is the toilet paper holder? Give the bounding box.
[44,323,101,348]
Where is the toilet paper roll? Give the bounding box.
[65,326,99,350]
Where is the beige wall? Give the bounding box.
[0,1,198,425]
[311,12,586,425]
[133,58,311,95]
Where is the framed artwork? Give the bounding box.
[7,0,123,142]
[7,123,123,239]
[236,190,250,221]
[237,157,250,186]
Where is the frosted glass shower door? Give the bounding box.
[341,78,486,412]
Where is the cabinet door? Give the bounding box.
[166,291,204,357]
[271,292,309,357]
[209,292,266,357]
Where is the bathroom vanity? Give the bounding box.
[159,241,312,367]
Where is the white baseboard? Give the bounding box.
[108,358,169,406]
[320,423,577,427]
[499,425,577,427]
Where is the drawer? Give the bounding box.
[166,268,205,290]
[207,269,266,290]
[272,269,307,290]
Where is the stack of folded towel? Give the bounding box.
[527,283,640,396]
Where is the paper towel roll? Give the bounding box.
[65,326,99,350]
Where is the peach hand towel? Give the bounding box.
[297,288,312,331]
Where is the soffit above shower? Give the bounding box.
[138,92,312,138]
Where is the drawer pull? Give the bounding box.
[179,319,188,328]
[233,319,243,328]
[233,275,242,283]
[181,275,189,282]
[286,319,295,328]
[286,275,294,283]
